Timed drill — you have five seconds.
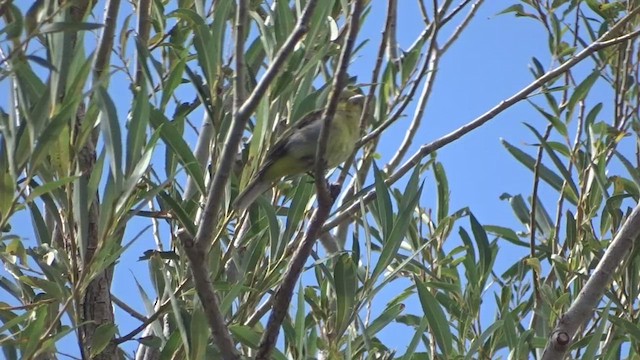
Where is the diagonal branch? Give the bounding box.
[541,203,640,359]
[179,1,320,359]
[324,11,640,234]
[254,1,364,359]
[179,1,251,359]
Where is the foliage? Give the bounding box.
[1,0,640,359]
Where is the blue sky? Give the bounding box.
[2,1,620,357]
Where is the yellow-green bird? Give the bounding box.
[233,89,365,211]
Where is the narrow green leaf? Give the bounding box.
[126,84,150,176]
[400,41,424,85]
[30,108,69,170]
[149,109,205,196]
[229,325,259,347]
[585,102,602,128]
[498,4,536,18]
[485,225,528,247]
[502,139,576,204]
[20,307,47,358]
[371,163,393,236]
[96,87,123,185]
[502,311,518,350]
[189,306,210,360]
[362,303,404,339]
[524,123,579,203]
[0,139,14,222]
[274,0,295,46]
[0,310,31,336]
[500,193,531,226]
[566,70,599,116]
[370,171,422,283]
[39,22,103,34]
[161,57,187,110]
[158,191,197,236]
[295,284,306,356]
[583,303,611,359]
[402,315,429,358]
[0,4,22,39]
[250,10,275,59]
[27,202,51,246]
[434,161,449,222]
[26,177,77,203]
[305,0,334,49]
[227,326,288,360]
[284,177,314,241]
[210,0,233,78]
[614,150,640,187]
[464,320,504,360]
[415,277,453,356]
[334,254,357,337]
[469,213,492,276]
[89,324,118,358]
[527,100,567,137]
[458,227,478,285]
[118,127,161,215]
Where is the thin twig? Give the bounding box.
[335,0,402,247]
[246,297,272,327]
[112,294,147,323]
[113,279,189,345]
[385,5,441,172]
[440,0,483,53]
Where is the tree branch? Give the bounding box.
[180,0,320,358]
[255,1,364,359]
[541,203,640,359]
[324,11,640,234]
[178,1,251,358]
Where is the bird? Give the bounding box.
[232,88,365,211]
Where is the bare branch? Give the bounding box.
[324,11,640,233]
[385,0,399,62]
[335,0,407,248]
[180,0,321,358]
[385,41,439,172]
[114,279,189,345]
[178,1,252,359]
[541,203,640,359]
[440,0,483,53]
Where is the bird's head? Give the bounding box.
[339,86,365,109]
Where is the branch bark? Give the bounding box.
[541,204,640,359]
[179,1,320,358]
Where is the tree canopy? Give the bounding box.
[2,0,640,359]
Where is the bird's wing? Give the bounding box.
[258,109,322,172]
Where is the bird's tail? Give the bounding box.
[232,180,272,212]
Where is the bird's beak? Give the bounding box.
[348,94,365,105]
